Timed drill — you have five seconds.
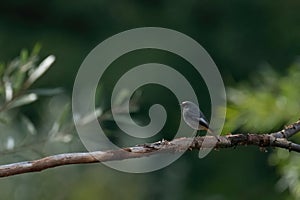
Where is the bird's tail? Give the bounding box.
[204,127,214,135]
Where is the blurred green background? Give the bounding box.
[1,0,300,199]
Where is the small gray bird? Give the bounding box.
[180,101,213,133]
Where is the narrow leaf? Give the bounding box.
[7,93,38,109]
[113,89,130,106]
[20,49,29,63]
[49,103,70,138]
[25,55,55,86]
[21,115,37,135]
[6,136,15,150]
[77,107,103,126]
[3,76,13,102]
[28,88,64,96]
[31,43,42,57]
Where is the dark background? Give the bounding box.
[0,1,299,199]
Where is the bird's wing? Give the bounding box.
[197,117,209,129]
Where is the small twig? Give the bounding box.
[271,119,300,139]
[1,120,300,178]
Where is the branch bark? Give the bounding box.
[1,120,300,178]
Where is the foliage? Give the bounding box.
[0,46,144,160]
[0,46,72,158]
[225,60,300,199]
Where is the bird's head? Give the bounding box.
[180,101,195,110]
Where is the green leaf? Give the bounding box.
[20,114,37,135]
[3,76,13,102]
[6,136,15,150]
[57,103,71,128]
[6,93,38,110]
[12,69,26,92]
[49,103,71,138]
[20,49,29,63]
[25,55,55,87]
[28,88,64,96]
[113,89,130,106]
[76,107,103,126]
[30,43,42,57]
[48,102,73,143]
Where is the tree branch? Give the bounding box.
[271,120,300,138]
[1,120,300,178]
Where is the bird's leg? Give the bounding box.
[189,130,198,151]
[206,128,220,142]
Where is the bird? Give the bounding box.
[180,101,213,134]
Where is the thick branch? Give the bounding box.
[1,120,300,178]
